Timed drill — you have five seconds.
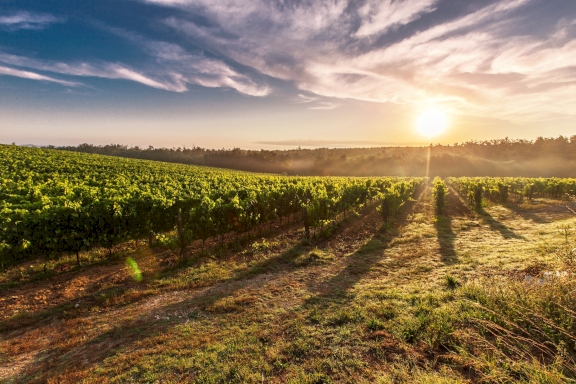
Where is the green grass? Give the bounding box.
[1,189,576,383]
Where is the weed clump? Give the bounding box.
[294,247,334,266]
[327,307,365,326]
[250,238,279,254]
[367,317,386,331]
[444,274,458,289]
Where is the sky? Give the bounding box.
[0,0,575,149]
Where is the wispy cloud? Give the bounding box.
[0,14,271,96]
[354,0,438,37]
[0,65,78,86]
[296,94,317,103]
[295,93,338,110]
[0,40,270,95]
[144,0,575,123]
[309,101,338,110]
[0,11,62,30]
[0,52,186,92]
[127,33,272,96]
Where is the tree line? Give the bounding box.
[53,136,576,177]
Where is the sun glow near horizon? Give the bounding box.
[416,107,449,139]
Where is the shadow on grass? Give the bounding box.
[0,284,154,333]
[502,201,571,224]
[6,193,426,382]
[307,189,424,300]
[478,208,527,240]
[0,211,305,293]
[447,185,526,241]
[433,187,471,264]
[0,216,311,333]
[435,215,457,264]
[4,210,369,382]
[0,250,128,291]
[3,236,313,381]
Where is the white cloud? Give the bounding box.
[309,101,338,110]
[296,94,318,103]
[0,11,62,30]
[0,53,186,92]
[72,26,272,96]
[354,0,438,37]
[0,44,271,95]
[107,65,188,92]
[145,0,576,123]
[0,65,78,86]
[294,93,338,110]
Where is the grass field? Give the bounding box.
[1,186,575,383]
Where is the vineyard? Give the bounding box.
[2,145,576,383]
[3,144,575,268]
[448,176,576,209]
[0,145,422,268]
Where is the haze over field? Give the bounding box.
[0,0,575,149]
[61,137,576,177]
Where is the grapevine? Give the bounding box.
[0,145,423,267]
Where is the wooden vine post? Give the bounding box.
[148,231,154,248]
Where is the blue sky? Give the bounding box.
[0,0,575,148]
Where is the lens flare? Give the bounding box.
[125,257,142,282]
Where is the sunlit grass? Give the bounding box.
[2,189,576,382]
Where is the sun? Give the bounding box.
[416,107,448,138]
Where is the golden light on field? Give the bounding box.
[416,107,448,138]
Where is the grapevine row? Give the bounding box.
[0,145,422,266]
[447,177,576,208]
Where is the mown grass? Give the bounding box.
[2,191,576,383]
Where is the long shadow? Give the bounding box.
[5,236,312,381]
[307,189,425,300]
[447,185,527,240]
[0,284,138,332]
[6,206,383,381]
[478,208,527,240]
[435,215,457,264]
[0,214,315,332]
[6,192,425,382]
[503,200,576,224]
[0,209,303,293]
[243,202,433,372]
[507,208,550,224]
[253,189,434,370]
[433,189,468,265]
